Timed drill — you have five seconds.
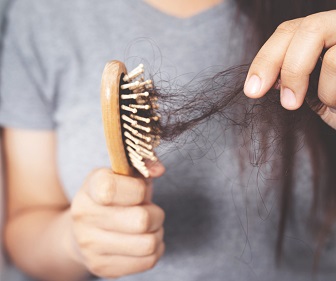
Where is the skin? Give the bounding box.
[4,3,336,281]
[144,0,223,18]
[4,128,165,280]
[244,11,336,129]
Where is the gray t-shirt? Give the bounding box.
[1,0,336,280]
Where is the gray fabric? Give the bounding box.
[1,0,336,280]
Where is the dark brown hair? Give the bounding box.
[236,0,336,42]
[152,0,336,269]
[236,0,336,266]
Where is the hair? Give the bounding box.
[149,0,336,269]
[236,0,336,266]
[236,0,336,42]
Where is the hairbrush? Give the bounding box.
[100,61,161,178]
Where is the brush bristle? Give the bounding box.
[119,64,161,178]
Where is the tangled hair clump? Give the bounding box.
[150,59,336,267]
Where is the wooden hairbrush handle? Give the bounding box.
[101,60,134,176]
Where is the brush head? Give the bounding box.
[101,60,161,178]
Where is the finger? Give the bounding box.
[244,19,302,98]
[86,243,165,278]
[82,203,165,234]
[318,106,336,130]
[143,161,165,203]
[80,227,164,257]
[318,45,336,109]
[279,17,326,110]
[143,182,153,204]
[85,168,149,206]
[280,12,336,110]
[146,160,165,178]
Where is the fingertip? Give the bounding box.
[147,161,165,178]
[280,87,300,110]
[244,74,262,98]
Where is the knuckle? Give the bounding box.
[135,207,151,233]
[92,171,116,205]
[144,255,159,270]
[277,19,300,34]
[281,63,305,80]
[323,49,336,73]
[250,51,282,73]
[318,92,336,108]
[99,180,116,205]
[252,52,274,67]
[299,15,322,35]
[90,168,111,180]
[141,234,158,256]
[133,180,147,204]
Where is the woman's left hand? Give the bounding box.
[244,10,336,129]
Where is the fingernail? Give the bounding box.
[245,75,262,96]
[281,88,297,108]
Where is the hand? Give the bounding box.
[244,10,336,129]
[69,162,165,279]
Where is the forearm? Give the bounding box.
[5,207,89,281]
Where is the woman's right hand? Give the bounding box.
[69,163,165,279]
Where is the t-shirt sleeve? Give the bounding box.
[0,1,55,130]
